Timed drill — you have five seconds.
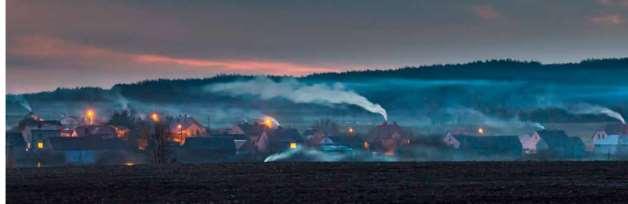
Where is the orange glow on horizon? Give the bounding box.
[134,54,337,76]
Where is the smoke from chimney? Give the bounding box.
[206,77,388,121]
[446,107,545,130]
[113,91,129,110]
[566,103,625,124]
[10,95,32,112]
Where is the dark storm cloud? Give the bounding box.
[7,0,628,93]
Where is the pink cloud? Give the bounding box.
[471,5,500,20]
[9,35,337,76]
[589,13,624,25]
[133,55,336,76]
[9,36,125,60]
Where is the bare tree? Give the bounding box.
[148,122,173,165]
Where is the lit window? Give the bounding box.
[289,142,298,149]
[37,141,44,149]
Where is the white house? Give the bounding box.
[592,130,628,156]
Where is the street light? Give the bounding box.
[85,109,95,125]
[150,112,160,123]
[177,124,183,144]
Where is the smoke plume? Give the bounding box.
[445,107,545,130]
[112,91,129,110]
[206,77,388,121]
[10,95,32,112]
[567,103,626,124]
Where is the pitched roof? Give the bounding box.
[169,116,206,130]
[183,137,235,152]
[537,130,584,149]
[329,134,364,148]
[452,135,522,155]
[48,137,126,151]
[268,127,302,143]
[368,122,408,140]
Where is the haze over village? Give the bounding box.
[5,1,628,202]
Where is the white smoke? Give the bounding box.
[264,146,347,162]
[446,107,545,130]
[206,77,388,121]
[113,92,129,110]
[568,103,625,124]
[10,95,32,112]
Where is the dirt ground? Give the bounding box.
[7,162,628,203]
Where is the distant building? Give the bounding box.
[592,130,628,157]
[168,116,208,144]
[18,114,63,150]
[176,136,236,163]
[536,130,586,159]
[367,122,411,156]
[253,127,302,153]
[518,132,547,154]
[75,125,117,139]
[443,134,523,159]
[47,137,128,165]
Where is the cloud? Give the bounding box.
[8,35,337,76]
[133,55,336,76]
[589,13,624,25]
[471,5,501,20]
[597,0,628,7]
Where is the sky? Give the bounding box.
[7,0,628,93]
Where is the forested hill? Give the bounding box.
[303,58,628,83]
[9,58,628,102]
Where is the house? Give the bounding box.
[536,130,586,159]
[256,127,303,153]
[168,115,208,144]
[367,122,411,156]
[604,124,628,135]
[176,136,236,162]
[47,137,128,165]
[591,130,628,157]
[233,120,302,154]
[518,132,548,154]
[443,134,523,159]
[18,115,63,150]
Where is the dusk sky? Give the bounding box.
[7,0,628,93]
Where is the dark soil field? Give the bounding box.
[7,162,628,203]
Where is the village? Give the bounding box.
[5,107,628,167]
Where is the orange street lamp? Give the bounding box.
[263,116,274,128]
[477,127,485,135]
[85,109,95,125]
[150,112,160,123]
